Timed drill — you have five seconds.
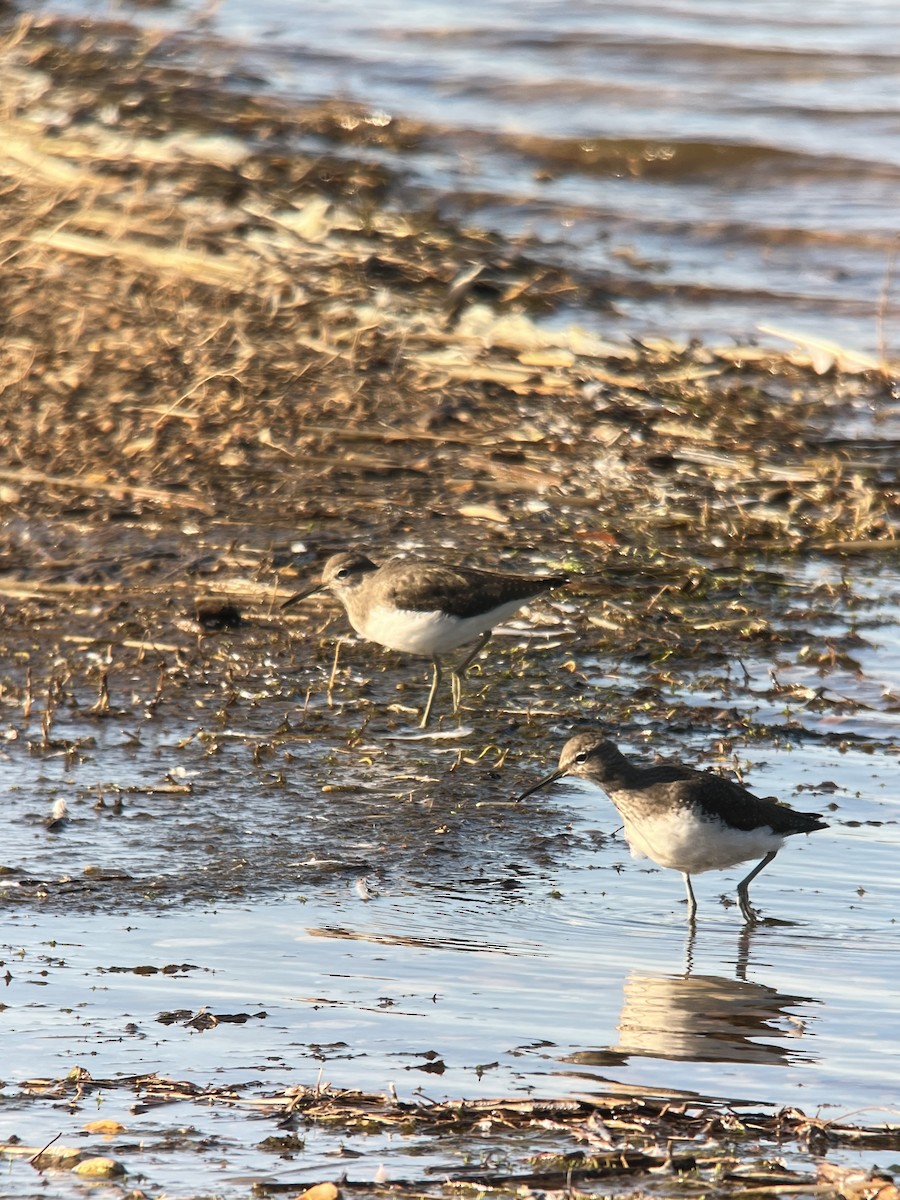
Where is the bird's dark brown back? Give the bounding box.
[382,562,568,618]
[615,765,827,836]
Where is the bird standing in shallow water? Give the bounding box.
[282,551,569,727]
[517,731,827,923]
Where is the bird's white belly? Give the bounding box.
[355,599,528,656]
[622,807,786,874]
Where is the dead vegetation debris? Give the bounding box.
[5,1072,900,1199]
[0,13,897,568]
[0,16,897,746]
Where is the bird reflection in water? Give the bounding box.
[562,927,819,1073]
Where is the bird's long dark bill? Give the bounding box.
[281,583,323,609]
[516,768,565,802]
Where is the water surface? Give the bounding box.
[32,0,900,355]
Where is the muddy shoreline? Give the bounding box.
[1,12,899,1199]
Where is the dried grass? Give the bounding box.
[0,15,896,576]
[6,1071,900,1198]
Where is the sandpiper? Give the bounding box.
[282,551,569,726]
[517,732,827,923]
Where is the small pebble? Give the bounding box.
[73,1156,126,1178]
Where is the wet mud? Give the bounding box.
[1,12,899,1200]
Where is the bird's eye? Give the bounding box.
[574,752,588,763]
[335,568,350,579]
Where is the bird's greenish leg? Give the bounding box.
[450,631,492,713]
[682,872,698,923]
[420,658,443,728]
[736,850,778,923]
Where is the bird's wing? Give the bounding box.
[382,562,565,618]
[637,767,825,834]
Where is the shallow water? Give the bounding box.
[2,778,898,1196]
[2,572,900,1196]
[32,0,900,355]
